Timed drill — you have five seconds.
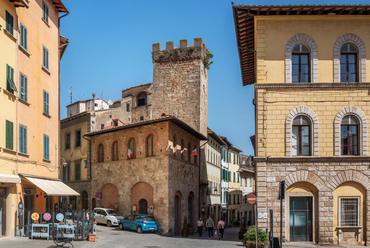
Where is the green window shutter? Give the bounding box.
[43,90,49,114]
[237,194,240,204]
[75,163,81,181]
[233,172,235,182]
[43,1,49,23]
[6,11,13,35]
[228,171,231,182]
[6,65,17,93]
[20,23,28,50]
[43,135,49,160]
[237,172,240,183]
[6,120,13,150]
[19,126,27,154]
[67,165,70,181]
[63,166,66,181]
[20,73,28,102]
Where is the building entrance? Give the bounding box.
[289,197,312,242]
[0,188,6,237]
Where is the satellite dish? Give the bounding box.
[108,99,114,106]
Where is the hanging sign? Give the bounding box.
[56,213,64,222]
[43,213,51,221]
[31,212,39,221]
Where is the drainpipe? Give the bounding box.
[198,139,209,219]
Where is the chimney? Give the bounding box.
[92,93,96,113]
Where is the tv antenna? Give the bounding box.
[68,87,74,104]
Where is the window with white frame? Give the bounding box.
[292,115,311,156]
[339,197,360,226]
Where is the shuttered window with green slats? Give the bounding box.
[42,1,49,24]
[19,125,27,154]
[6,64,17,94]
[20,72,28,102]
[63,166,66,181]
[6,120,13,150]
[43,134,49,160]
[20,23,28,50]
[75,163,81,181]
[43,90,49,114]
[42,46,49,70]
[6,11,13,35]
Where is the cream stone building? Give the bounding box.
[234,4,370,246]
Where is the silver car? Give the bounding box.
[93,208,124,227]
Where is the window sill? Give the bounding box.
[75,145,81,148]
[42,66,50,75]
[42,18,50,27]
[65,147,71,150]
[19,45,30,57]
[4,28,16,42]
[0,147,17,154]
[18,98,30,106]
[18,152,29,158]
[43,112,51,118]
[43,159,51,163]
[3,89,16,99]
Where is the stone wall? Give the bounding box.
[255,157,370,244]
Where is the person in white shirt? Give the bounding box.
[197,218,204,237]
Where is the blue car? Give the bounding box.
[119,214,157,233]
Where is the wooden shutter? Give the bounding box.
[67,165,70,181]
[63,166,66,181]
[6,120,13,150]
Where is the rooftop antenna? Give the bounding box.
[101,91,104,100]
[68,87,74,104]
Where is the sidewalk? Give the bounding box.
[188,226,240,241]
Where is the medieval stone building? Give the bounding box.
[234,4,370,246]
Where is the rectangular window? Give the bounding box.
[5,11,13,35]
[63,166,66,181]
[75,129,81,147]
[228,193,231,204]
[228,171,231,182]
[6,120,13,150]
[19,73,28,102]
[126,103,130,112]
[75,163,81,181]
[233,172,236,182]
[65,133,70,149]
[43,90,49,114]
[340,198,359,226]
[19,23,28,50]
[42,46,49,70]
[6,64,17,94]
[237,172,240,183]
[43,134,49,160]
[67,165,70,181]
[42,1,49,24]
[237,194,240,204]
[19,125,27,154]
[83,160,87,168]
[233,193,236,204]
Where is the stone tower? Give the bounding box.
[151,38,209,136]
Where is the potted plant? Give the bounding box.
[239,219,246,239]
[182,216,188,237]
[242,226,269,248]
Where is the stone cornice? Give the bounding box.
[255,83,370,90]
[254,156,370,163]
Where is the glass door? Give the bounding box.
[290,197,312,241]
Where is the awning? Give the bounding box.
[0,174,21,183]
[24,177,79,196]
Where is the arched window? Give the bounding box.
[292,44,310,83]
[146,134,154,157]
[173,135,177,157]
[187,142,191,162]
[128,138,136,159]
[98,144,104,162]
[137,92,147,107]
[180,139,184,159]
[341,115,359,155]
[112,141,118,161]
[292,116,311,156]
[340,43,358,83]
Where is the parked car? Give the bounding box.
[119,214,157,233]
[93,208,124,227]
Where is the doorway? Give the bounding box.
[289,197,312,242]
[0,188,6,237]
[174,195,181,235]
[139,199,148,214]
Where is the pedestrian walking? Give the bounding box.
[206,216,214,239]
[217,218,225,240]
[197,218,204,237]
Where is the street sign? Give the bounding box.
[96,192,101,198]
[247,194,257,204]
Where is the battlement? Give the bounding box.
[152,38,207,62]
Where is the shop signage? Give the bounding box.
[43,213,51,221]
[31,212,39,221]
[56,213,64,222]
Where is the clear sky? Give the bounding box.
[60,0,368,156]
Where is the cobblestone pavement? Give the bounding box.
[0,225,366,248]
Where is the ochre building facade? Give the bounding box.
[234,4,370,246]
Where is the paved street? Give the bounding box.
[0,225,366,248]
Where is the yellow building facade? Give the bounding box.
[0,0,73,238]
[234,4,370,246]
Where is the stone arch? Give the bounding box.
[328,170,370,191]
[333,33,366,83]
[285,170,326,191]
[101,183,119,210]
[285,33,319,83]
[131,182,154,214]
[334,105,367,156]
[285,106,319,156]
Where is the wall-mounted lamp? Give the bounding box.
[61,157,68,167]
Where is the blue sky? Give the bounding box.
[60,0,368,156]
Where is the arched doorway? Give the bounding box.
[131,182,153,215]
[101,183,119,210]
[139,199,148,214]
[174,191,182,235]
[188,192,194,227]
[81,191,88,210]
[286,182,318,242]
